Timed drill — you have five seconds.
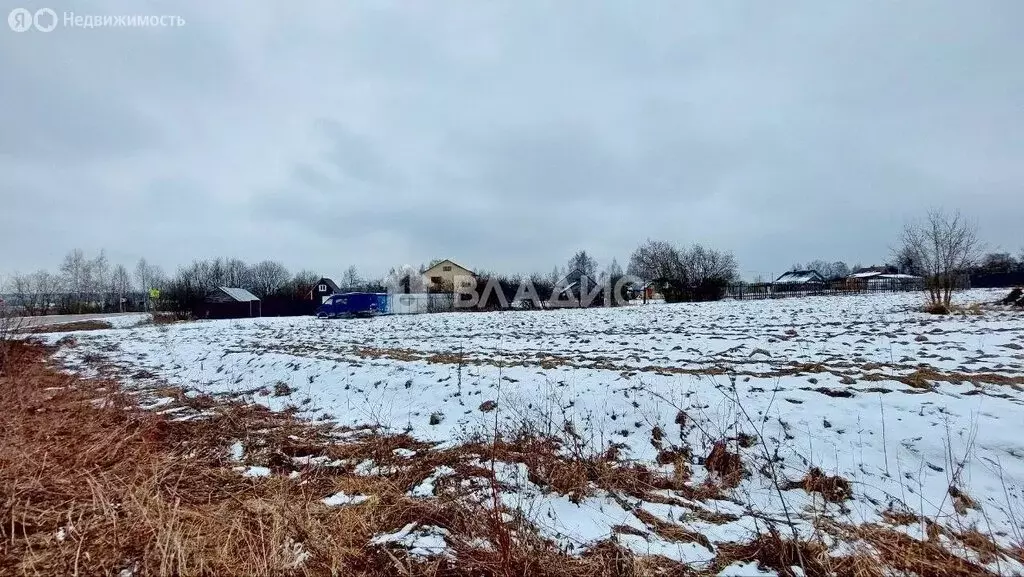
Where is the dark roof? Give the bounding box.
[853,265,897,275]
[559,269,601,286]
[556,269,604,296]
[317,278,340,292]
[773,270,826,284]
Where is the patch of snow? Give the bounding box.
[616,533,715,565]
[236,466,271,478]
[322,491,369,506]
[409,466,456,498]
[291,455,342,467]
[47,288,1024,556]
[370,523,449,556]
[354,459,399,476]
[140,397,175,410]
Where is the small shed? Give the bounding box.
[201,287,262,319]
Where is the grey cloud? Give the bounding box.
[2,0,1022,281]
[315,120,399,187]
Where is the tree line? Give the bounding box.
[2,242,742,314]
[5,250,167,316]
[626,241,739,302]
[4,210,1017,316]
[3,252,376,316]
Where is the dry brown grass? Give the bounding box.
[924,302,952,315]
[1,339,1019,576]
[704,442,744,488]
[838,523,1001,577]
[1,341,711,576]
[21,320,114,333]
[881,507,920,526]
[783,467,852,504]
[949,485,980,515]
[0,342,552,575]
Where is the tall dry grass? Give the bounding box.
[0,341,649,576]
[1,338,1017,576]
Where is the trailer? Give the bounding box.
[316,292,389,318]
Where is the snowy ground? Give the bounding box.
[41,289,1024,573]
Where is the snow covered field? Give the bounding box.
[43,289,1024,573]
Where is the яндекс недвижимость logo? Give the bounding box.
[8,7,185,32]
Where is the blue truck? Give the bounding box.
[316,292,389,318]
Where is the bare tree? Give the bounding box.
[899,209,980,309]
[249,260,290,298]
[547,266,562,286]
[12,270,63,316]
[9,274,38,316]
[290,270,320,298]
[134,258,164,295]
[627,240,685,281]
[341,265,361,290]
[830,261,851,279]
[892,246,922,276]
[977,252,1017,274]
[800,259,850,280]
[89,250,110,308]
[803,260,829,277]
[386,264,426,294]
[112,264,132,312]
[139,260,168,311]
[135,258,167,311]
[566,250,597,279]
[225,258,252,288]
[61,249,88,311]
[604,258,623,279]
[684,244,738,284]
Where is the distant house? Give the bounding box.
[200,287,261,319]
[845,271,923,291]
[626,281,660,302]
[422,259,476,291]
[852,265,898,276]
[771,270,827,295]
[773,270,827,285]
[309,277,340,304]
[558,269,600,290]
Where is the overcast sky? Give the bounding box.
[2,0,1022,282]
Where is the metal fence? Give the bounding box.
[725,278,928,300]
